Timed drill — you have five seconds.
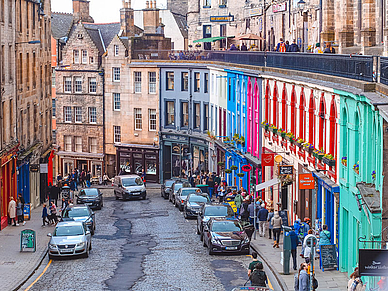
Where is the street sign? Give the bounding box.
[278,165,293,175]
[299,173,315,189]
[20,229,36,252]
[359,249,388,276]
[241,165,252,172]
[262,153,274,167]
[210,15,234,22]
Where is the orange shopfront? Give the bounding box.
[0,145,18,230]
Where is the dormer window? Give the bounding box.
[114,45,119,56]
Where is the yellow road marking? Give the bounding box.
[267,277,273,290]
[25,259,52,291]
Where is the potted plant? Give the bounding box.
[295,138,305,148]
[218,161,225,167]
[285,132,295,143]
[237,173,245,178]
[341,157,347,167]
[353,162,360,175]
[269,124,278,134]
[302,142,315,154]
[322,154,336,167]
[195,43,201,48]
[313,149,324,160]
[371,170,376,180]
[232,133,240,142]
[225,169,232,174]
[230,165,238,171]
[260,120,270,131]
[223,137,230,142]
[278,128,286,138]
[237,136,245,146]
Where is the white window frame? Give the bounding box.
[149,109,157,131]
[89,107,97,124]
[148,72,156,94]
[73,50,79,64]
[81,50,88,64]
[64,77,72,93]
[89,137,98,153]
[114,45,119,56]
[75,136,82,152]
[74,77,82,93]
[89,77,97,93]
[75,106,82,123]
[64,136,72,151]
[134,108,142,130]
[113,67,120,82]
[114,126,121,143]
[64,106,72,123]
[134,72,142,93]
[113,93,121,111]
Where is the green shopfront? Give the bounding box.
[337,89,383,288]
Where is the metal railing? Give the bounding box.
[379,57,388,86]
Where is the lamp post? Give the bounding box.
[297,0,308,52]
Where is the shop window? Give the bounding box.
[166,101,175,126]
[181,72,188,91]
[146,161,157,175]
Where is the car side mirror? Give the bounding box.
[203,225,209,231]
[86,230,91,235]
[47,233,52,237]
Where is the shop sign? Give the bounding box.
[210,15,234,22]
[273,2,287,13]
[262,153,275,167]
[278,165,293,175]
[40,163,48,174]
[163,134,188,142]
[299,173,315,189]
[359,249,388,276]
[242,165,252,172]
[250,7,263,17]
[30,164,39,172]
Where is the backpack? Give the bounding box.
[313,275,318,290]
[250,270,267,287]
[279,42,286,52]
[241,204,249,219]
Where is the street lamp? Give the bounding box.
[297,0,306,11]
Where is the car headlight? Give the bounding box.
[243,237,250,244]
[49,244,57,249]
[211,237,220,244]
[76,242,85,248]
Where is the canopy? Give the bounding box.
[255,178,280,192]
[236,33,263,40]
[193,36,234,43]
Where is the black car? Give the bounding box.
[76,188,103,209]
[197,203,235,240]
[161,179,175,199]
[62,206,96,235]
[184,193,210,219]
[203,218,250,255]
[169,180,191,204]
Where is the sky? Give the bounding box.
[51,0,167,23]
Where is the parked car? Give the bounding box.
[202,218,250,255]
[62,205,96,235]
[184,193,210,219]
[175,187,202,211]
[76,188,103,209]
[47,221,92,259]
[113,174,146,200]
[161,179,175,199]
[169,180,191,204]
[197,203,235,240]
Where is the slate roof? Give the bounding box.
[171,12,188,39]
[51,12,74,40]
[84,22,121,52]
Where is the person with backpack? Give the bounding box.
[249,261,267,287]
[271,211,283,248]
[240,198,250,222]
[347,267,366,291]
[247,252,262,277]
[276,38,287,52]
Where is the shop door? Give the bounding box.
[163,145,171,180]
[281,185,288,210]
[77,160,88,172]
[203,25,211,50]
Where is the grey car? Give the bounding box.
[62,205,96,235]
[175,187,202,211]
[184,193,210,219]
[47,221,92,259]
[169,180,191,204]
[113,175,147,200]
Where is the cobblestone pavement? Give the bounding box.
[21,186,267,291]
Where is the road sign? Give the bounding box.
[241,165,252,172]
[299,173,315,189]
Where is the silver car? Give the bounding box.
[113,174,147,200]
[47,221,92,259]
[175,187,202,211]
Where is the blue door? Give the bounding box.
[17,163,30,203]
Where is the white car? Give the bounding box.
[113,174,147,200]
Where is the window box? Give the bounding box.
[322,157,336,167]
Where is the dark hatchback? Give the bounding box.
[203,218,250,255]
[161,179,175,199]
[197,203,235,239]
[76,188,103,209]
[184,193,210,219]
[169,180,191,204]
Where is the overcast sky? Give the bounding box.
[51,0,167,23]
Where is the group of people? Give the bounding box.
[276,38,335,54]
[7,194,26,226]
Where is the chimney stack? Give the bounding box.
[72,0,94,23]
[120,0,135,37]
[143,0,159,34]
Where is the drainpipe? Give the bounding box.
[189,68,193,176]
[99,69,106,174]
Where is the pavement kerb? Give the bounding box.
[13,246,48,291]
[250,242,289,291]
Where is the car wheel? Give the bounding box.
[142,195,146,200]
[208,243,214,255]
[89,241,92,251]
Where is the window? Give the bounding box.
[113,93,121,111]
[81,50,88,64]
[52,130,57,144]
[194,103,201,129]
[204,104,209,130]
[166,72,174,90]
[64,77,72,93]
[204,73,209,93]
[219,0,227,7]
[134,72,142,93]
[75,136,82,152]
[75,107,82,123]
[134,108,142,130]
[64,136,72,151]
[52,99,56,117]
[52,69,55,87]
[149,72,156,93]
[204,0,211,7]
[194,72,200,92]
[113,67,120,82]
[73,50,79,63]
[89,77,97,93]
[89,107,97,123]
[181,72,188,91]
[89,137,97,153]
[64,107,72,123]
[114,45,119,56]
[114,126,121,143]
[89,56,94,64]
[149,109,157,131]
[75,77,82,93]
[181,102,189,127]
[166,101,175,126]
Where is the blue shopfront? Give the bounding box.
[17,162,31,204]
[225,148,248,190]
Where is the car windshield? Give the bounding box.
[189,195,209,203]
[174,183,183,191]
[181,189,199,196]
[54,225,84,236]
[204,206,234,217]
[65,208,90,218]
[79,189,98,196]
[165,180,174,187]
[122,177,143,187]
[212,221,242,232]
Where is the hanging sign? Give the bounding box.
[299,173,315,190]
[359,249,388,276]
[278,165,293,175]
[262,153,275,167]
[273,3,287,13]
[210,15,235,22]
[241,165,252,172]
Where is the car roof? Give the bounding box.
[181,187,200,191]
[117,174,140,178]
[56,221,84,227]
[66,205,90,210]
[209,217,239,222]
[187,193,208,197]
[205,203,229,207]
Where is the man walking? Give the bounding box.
[258,204,268,237]
[290,229,298,270]
[247,252,262,277]
[8,197,17,226]
[18,194,26,225]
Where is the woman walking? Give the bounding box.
[8,197,17,226]
[16,199,23,225]
[347,267,366,291]
[271,211,282,248]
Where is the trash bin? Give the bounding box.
[282,225,293,275]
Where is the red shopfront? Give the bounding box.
[0,145,18,230]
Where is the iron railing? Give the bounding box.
[379,57,388,86]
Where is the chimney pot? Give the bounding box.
[146,1,149,8]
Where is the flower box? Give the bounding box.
[295,140,304,148]
[280,132,286,138]
[354,168,359,175]
[269,127,278,134]
[305,147,314,154]
[313,152,324,160]
[260,123,269,131]
[322,157,336,167]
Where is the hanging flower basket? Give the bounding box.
[285,132,295,142]
[279,130,286,138]
[341,157,347,167]
[218,162,225,167]
[302,142,315,154]
[353,162,360,175]
[225,169,232,174]
[371,170,376,180]
[260,121,270,131]
[230,165,238,171]
[237,173,245,178]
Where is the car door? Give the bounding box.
[203,221,211,246]
[197,205,205,233]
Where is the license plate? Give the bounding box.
[132,192,140,195]
[85,203,93,206]
[61,249,73,253]
[225,246,238,250]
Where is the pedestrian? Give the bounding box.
[241,42,248,51]
[290,229,298,270]
[258,204,269,237]
[47,182,53,203]
[267,208,274,239]
[141,169,147,186]
[247,199,257,227]
[276,38,287,52]
[247,251,262,277]
[16,198,23,224]
[240,198,250,222]
[299,263,310,291]
[289,39,300,52]
[234,190,244,214]
[80,170,86,188]
[271,211,282,248]
[285,40,290,51]
[249,262,267,287]
[319,224,331,246]
[313,43,322,53]
[207,174,214,199]
[42,203,49,227]
[8,197,17,226]
[86,171,91,188]
[49,202,58,225]
[50,184,59,207]
[302,229,316,263]
[324,41,335,53]
[347,267,366,291]
[18,193,26,225]
[217,182,226,203]
[229,43,238,51]
[70,179,76,199]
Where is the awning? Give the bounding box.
[356,182,381,214]
[193,36,234,43]
[255,178,280,192]
[56,151,104,160]
[312,171,340,193]
[243,153,261,168]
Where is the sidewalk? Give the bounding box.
[0,204,53,291]
[250,233,349,291]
